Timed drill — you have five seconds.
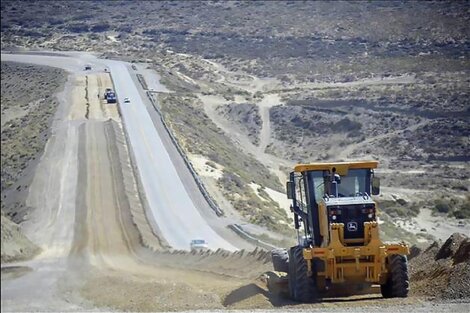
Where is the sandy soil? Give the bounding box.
[395,208,470,242]
[249,183,292,221]
[189,154,225,180]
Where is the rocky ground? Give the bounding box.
[409,233,470,300]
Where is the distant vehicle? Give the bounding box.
[106,91,117,104]
[123,97,130,103]
[190,239,208,252]
[458,221,465,227]
[103,88,117,103]
[84,65,92,70]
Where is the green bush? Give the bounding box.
[434,199,451,213]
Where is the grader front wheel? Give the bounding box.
[381,255,410,298]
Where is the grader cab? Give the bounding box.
[273,161,409,302]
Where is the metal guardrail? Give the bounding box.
[146,92,224,217]
[228,224,278,250]
[136,73,148,90]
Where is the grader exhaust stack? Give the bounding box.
[273,161,409,302]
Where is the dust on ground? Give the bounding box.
[0,213,39,263]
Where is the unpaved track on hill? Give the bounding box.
[201,94,293,184]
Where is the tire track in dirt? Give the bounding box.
[84,75,90,119]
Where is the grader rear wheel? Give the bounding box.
[271,248,289,272]
[288,246,317,302]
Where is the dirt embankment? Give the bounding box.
[97,232,468,312]
[1,61,66,263]
[1,213,39,263]
[80,248,273,312]
[409,232,470,300]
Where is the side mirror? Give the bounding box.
[372,177,380,195]
[286,181,295,199]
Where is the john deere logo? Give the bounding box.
[347,221,358,231]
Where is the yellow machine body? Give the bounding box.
[303,221,409,288]
[287,161,409,292]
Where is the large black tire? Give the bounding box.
[288,246,317,302]
[381,255,409,298]
[271,248,289,272]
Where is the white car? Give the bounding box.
[190,239,208,252]
[123,97,130,103]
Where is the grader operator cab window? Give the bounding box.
[310,169,371,199]
[335,169,369,198]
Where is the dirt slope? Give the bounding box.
[410,233,470,300]
[0,213,39,263]
[1,62,66,264]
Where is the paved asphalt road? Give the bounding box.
[105,60,238,251]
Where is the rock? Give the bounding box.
[435,233,468,261]
[453,239,470,265]
[410,233,470,300]
[408,245,422,260]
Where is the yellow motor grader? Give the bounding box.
[272,161,409,302]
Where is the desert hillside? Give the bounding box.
[1,1,470,312]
